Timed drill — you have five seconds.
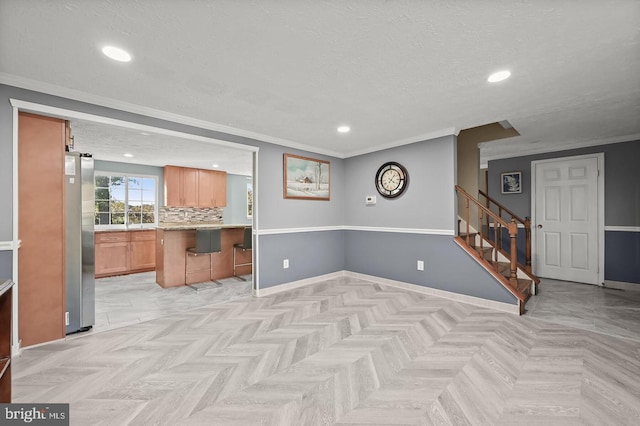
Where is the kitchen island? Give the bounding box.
[155,224,252,288]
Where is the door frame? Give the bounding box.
[530,152,605,285]
[10,99,259,356]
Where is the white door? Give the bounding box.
[533,154,602,284]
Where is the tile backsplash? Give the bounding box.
[159,206,223,224]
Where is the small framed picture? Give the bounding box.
[501,171,522,194]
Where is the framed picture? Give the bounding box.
[501,171,522,194]
[246,182,253,218]
[283,153,330,200]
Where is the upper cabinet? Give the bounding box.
[198,169,227,207]
[164,165,226,207]
[164,166,198,207]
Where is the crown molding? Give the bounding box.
[1,74,463,160]
[0,73,345,158]
[342,127,457,158]
[481,132,640,164]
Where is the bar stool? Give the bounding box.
[185,228,222,286]
[233,227,252,281]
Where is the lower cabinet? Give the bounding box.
[130,231,157,270]
[0,280,13,403]
[95,230,156,278]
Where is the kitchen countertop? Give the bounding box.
[156,223,250,230]
[0,279,14,298]
[95,228,157,233]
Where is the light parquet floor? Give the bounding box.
[525,278,640,342]
[13,276,640,425]
[91,271,252,333]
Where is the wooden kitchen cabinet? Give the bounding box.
[164,165,198,207]
[0,280,13,402]
[198,169,227,207]
[130,230,157,270]
[164,165,226,207]
[95,232,130,277]
[95,230,156,278]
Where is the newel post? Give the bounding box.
[464,198,470,246]
[509,219,518,289]
[524,217,532,272]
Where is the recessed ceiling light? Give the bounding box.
[123,153,134,158]
[337,125,350,133]
[488,70,511,83]
[212,164,219,168]
[102,45,132,62]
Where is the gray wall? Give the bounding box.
[258,231,345,288]
[487,140,640,284]
[345,231,516,304]
[0,252,11,279]
[487,140,640,226]
[338,135,516,304]
[250,143,346,288]
[94,159,164,205]
[258,145,345,230]
[223,173,252,225]
[344,136,456,231]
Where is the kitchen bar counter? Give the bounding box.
[155,225,251,288]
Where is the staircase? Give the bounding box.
[454,185,540,315]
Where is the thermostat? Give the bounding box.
[365,195,376,205]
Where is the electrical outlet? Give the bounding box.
[283,259,289,269]
[65,311,70,326]
[417,260,424,271]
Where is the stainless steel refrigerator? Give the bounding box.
[65,151,95,334]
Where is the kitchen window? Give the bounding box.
[95,174,158,228]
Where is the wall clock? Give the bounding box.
[375,161,408,198]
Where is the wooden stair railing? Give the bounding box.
[478,189,532,272]
[455,186,541,314]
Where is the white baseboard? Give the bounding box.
[254,270,519,315]
[345,272,520,315]
[254,271,346,297]
[604,280,640,292]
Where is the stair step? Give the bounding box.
[490,261,533,294]
[494,261,511,277]
[474,246,493,261]
[459,233,478,245]
[517,278,533,293]
[491,262,533,293]
[454,228,540,316]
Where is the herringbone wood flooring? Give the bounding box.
[13,277,640,425]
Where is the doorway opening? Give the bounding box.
[11,99,258,353]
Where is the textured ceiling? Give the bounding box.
[70,119,253,175]
[1,0,639,169]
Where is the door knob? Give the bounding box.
[537,224,543,229]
